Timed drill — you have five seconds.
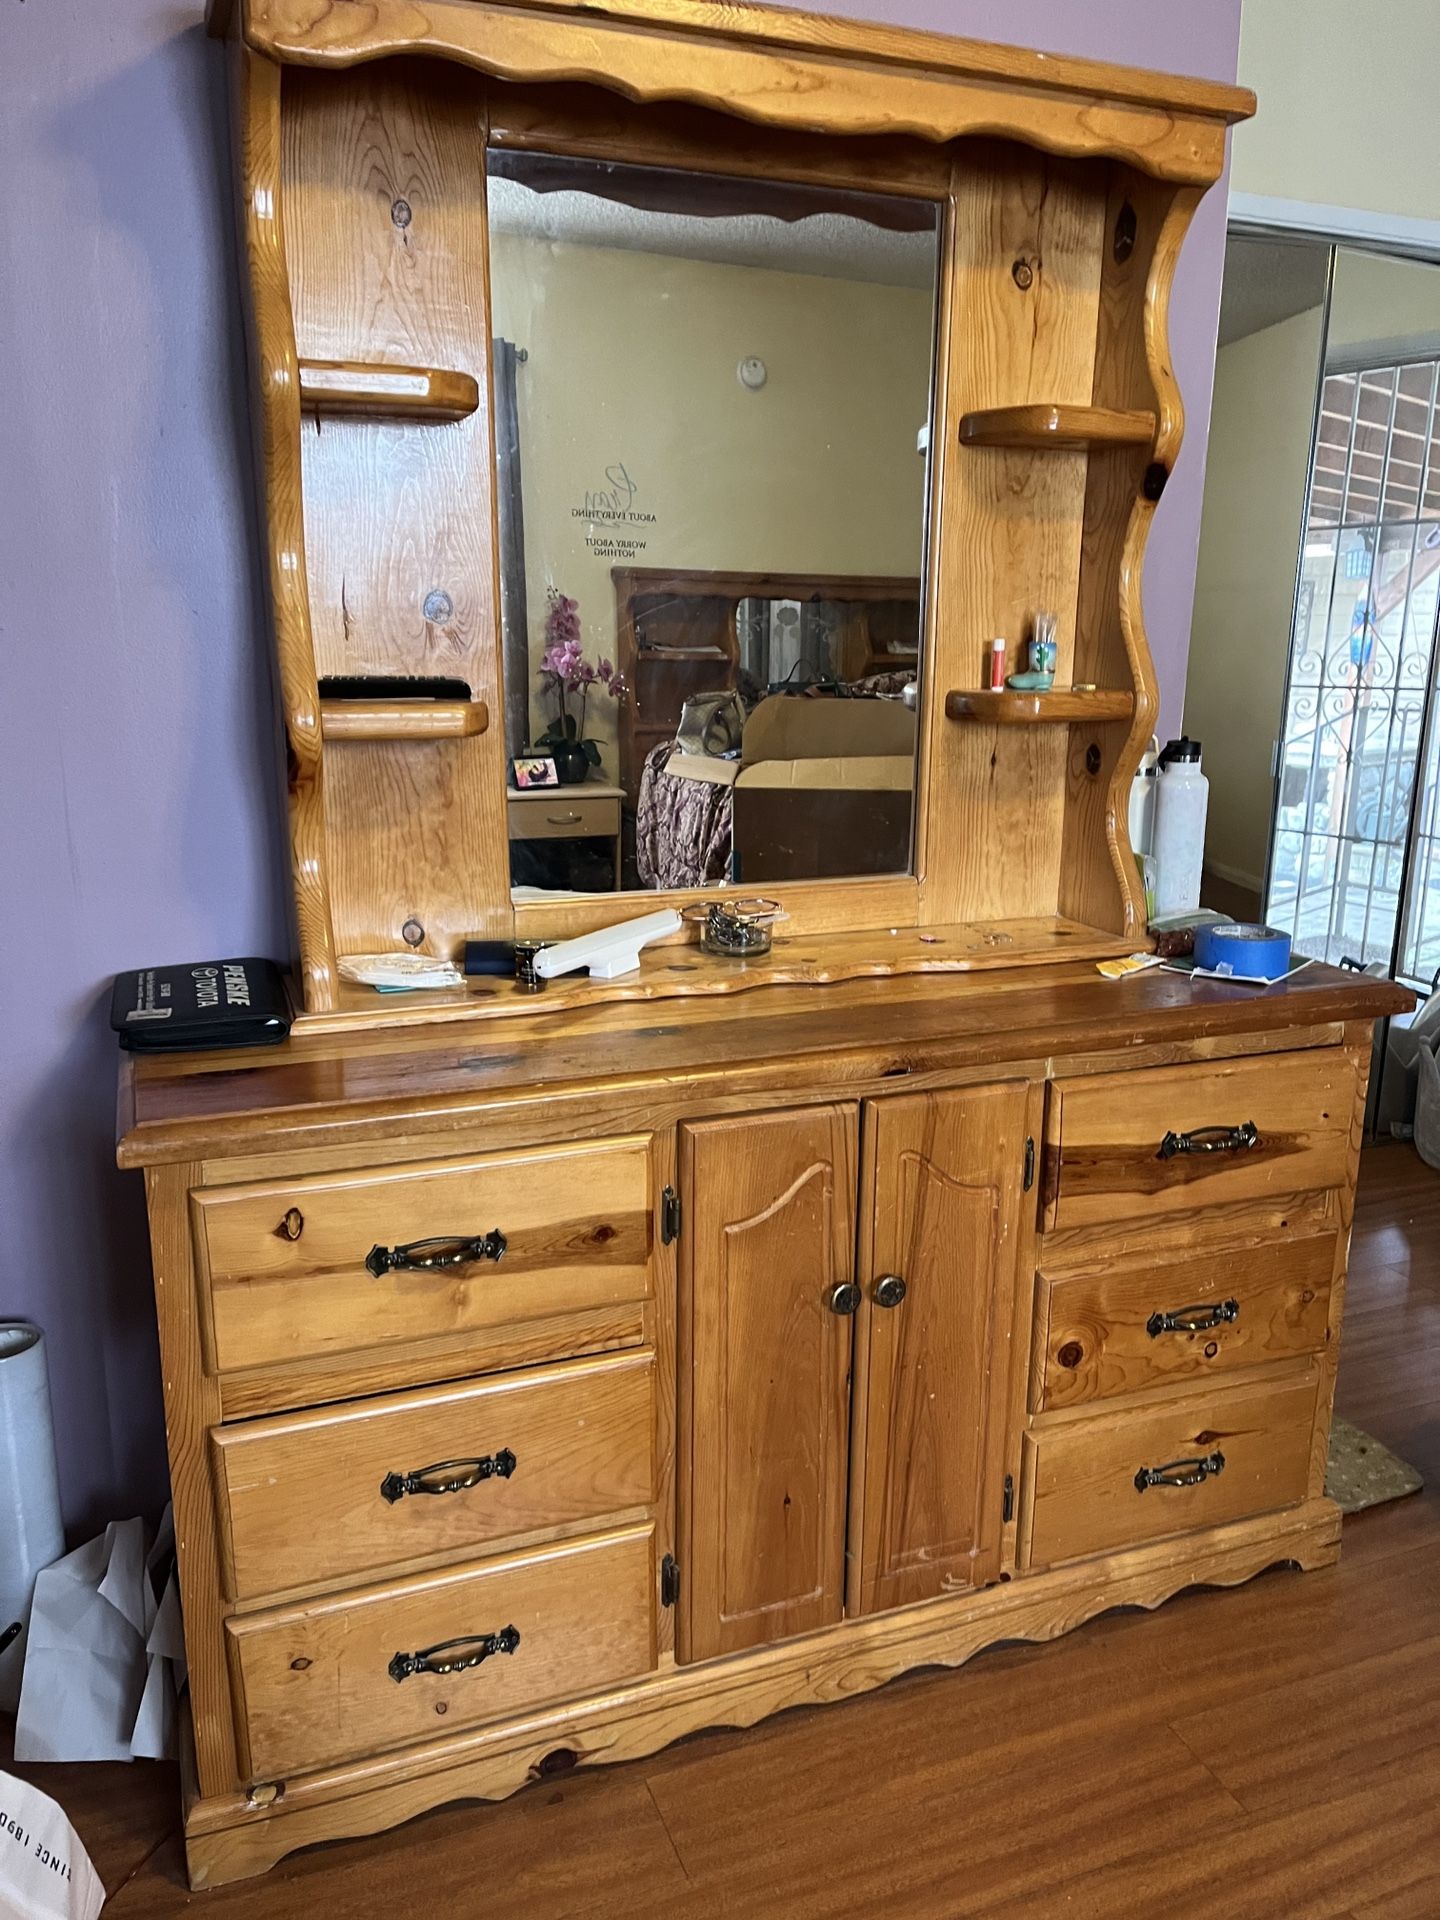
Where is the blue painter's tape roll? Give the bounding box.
[1192,921,1292,980]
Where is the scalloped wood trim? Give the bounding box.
[231,45,339,1011]
[229,0,1246,189]
[182,1497,1338,1888]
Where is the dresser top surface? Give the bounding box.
[116,961,1411,1168]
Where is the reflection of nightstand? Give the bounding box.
[506,783,624,888]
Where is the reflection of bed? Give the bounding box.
[614,566,921,811]
[635,686,917,889]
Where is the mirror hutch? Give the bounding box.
[116,0,1412,1888]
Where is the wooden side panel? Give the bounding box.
[212,1350,656,1600]
[850,1082,1032,1614]
[1022,1373,1317,1568]
[1059,168,1186,937]
[1046,1051,1358,1229]
[145,1165,243,1798]
[231,46,337,1010]
[228,1525,656,1779]
[921,142,1106,925]
[281,62,512,955]
[1034,1233,1336,1412]
[679,1105,858,1662]
[1309,1021,1375,1495]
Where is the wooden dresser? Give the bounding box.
[117,0,1417,1890]
[119,963,1409,1886]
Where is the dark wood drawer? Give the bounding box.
[1021,1374,1317,1567]
[1043,1052,1355,1231]
[190,1136,653,1374]
[212,1350,656,1601]
[228,1525,656,1780]
[1033,1232,1335,1412]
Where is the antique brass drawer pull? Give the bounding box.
[388,1625,521,1684]
[380,1448,517,1505]
[1157,1121,1259,1161]
[1146,1298,1240,1339]
[1134,1450,1226,1492]
[365,1229,507,1278]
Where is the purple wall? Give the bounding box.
[0,0,1240,1532]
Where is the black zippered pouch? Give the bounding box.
[110,959,292,1051]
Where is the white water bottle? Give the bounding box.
[1152,736,1209,916]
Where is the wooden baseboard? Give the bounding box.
[184,1498,1340,1889]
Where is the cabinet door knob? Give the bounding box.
[828,1281,862,1316]
[874,1274,907,1308]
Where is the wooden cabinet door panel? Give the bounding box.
[680,1106,858,1663]
[851,1084,1032,1615]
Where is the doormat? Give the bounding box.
[1326,1417,1424,1514]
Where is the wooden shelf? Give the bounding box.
[319,699,489,742]
[297,360,480,422]
[945,689,1136,726]
[959,405,1156,450]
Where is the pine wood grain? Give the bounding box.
[191,1136,653,1374]
[118,965,1410,1170]
[282,62,512,955]
[1033,1231,1336,1412]
[212,1350,656,1601]
[235,0,1249,186]
[1044,1049,1359,1229]
[229,44,338,1010]
[679,1105,858,1661]
[923,144,1105,924]
[848,1082,1032,1612]
[24,1148,1440,1917]
[1021,1372,1318,1567]
[228,1524,657,1780]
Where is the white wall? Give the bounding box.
[1184,303,1325,889]
[1232,0,1440,234]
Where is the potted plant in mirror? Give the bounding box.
[535,589,627,784]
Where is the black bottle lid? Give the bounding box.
[1158,736,1202,766]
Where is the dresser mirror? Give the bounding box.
[487,149,940,896]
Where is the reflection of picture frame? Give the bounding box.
[512,754,559,789]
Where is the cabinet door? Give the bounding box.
[679,1105,858,1663]
[850,1084,1033,1615]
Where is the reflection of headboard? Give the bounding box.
[612,566,921,808]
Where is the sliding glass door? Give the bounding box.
[1266,251,1440,989]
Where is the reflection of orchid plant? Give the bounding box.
[536,589,627,767]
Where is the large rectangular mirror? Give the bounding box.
[486,149,941,897]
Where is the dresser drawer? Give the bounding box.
[228,1524,656,1780]
[1034,1232,1335,1412]
[507,794,619,841]
[191,1137,653,1374]
[1043,1052,1355,1231]
[212,1350,656,1602]
[1021,1374,1316,1568]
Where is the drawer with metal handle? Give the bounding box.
[1032,1232,1336,1412]
[1020,1373,1317,1568]
[1042,1051,1356,1230]
[210,1350,656,1601]
[190,1135,653,1374]
[226,1524,657,1781]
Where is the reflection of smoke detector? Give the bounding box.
[738,356,767,390]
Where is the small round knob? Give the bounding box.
[828,1282,862,1316]
[874,1274,907,1309]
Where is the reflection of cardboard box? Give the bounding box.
[667,695,916,880]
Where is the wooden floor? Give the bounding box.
[8,1143,1440,1918]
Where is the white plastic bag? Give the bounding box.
[13,1508,183,1765]
[0,1770,104,1920]
[1416,1034,1440,1172]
